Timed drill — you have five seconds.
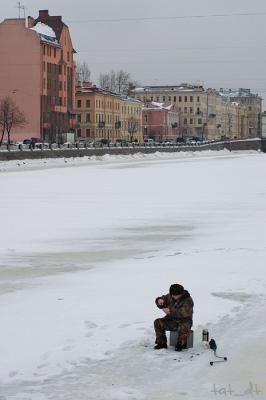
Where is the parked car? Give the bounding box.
[23,139,32,145]
[116,139,128,146]
[34,142,49,149]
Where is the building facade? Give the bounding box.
[142,102,180,141]
[131,84,223,140]
[76,83,143,143]
[0,10,76,142]
[262,111,266,138]
[219,99,248,139]
[219,88,262,138]
[131,84,261,141]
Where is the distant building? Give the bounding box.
[130,84,222,140]
[76,83,143,143]
[219,88,262,138]
[142,102,180,141]
[131,85,263,140]
[0,10,76,142]
[220,99,248,139]
[261,111,266,138]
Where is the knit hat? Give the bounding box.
[169,284,184,296]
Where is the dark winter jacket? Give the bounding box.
[155,290,194,324]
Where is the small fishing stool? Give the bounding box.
[169,329,194,348]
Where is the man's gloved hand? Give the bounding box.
[156,298,165,308]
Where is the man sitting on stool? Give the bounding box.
[154,283,194,351]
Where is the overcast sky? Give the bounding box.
[1,0,266,105]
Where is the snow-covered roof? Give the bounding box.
[219,88,260,98]
[30,22,59,45]
[132,85,204,93]
[143,102,175,111]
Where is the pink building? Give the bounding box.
[0,10,76,142]
[142,102,180,141]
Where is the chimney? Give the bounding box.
[39,10,49,20]
[27,16,35,28]
[51,16,62,22]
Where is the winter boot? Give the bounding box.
[154,343,167,350]
[175,343,186,352]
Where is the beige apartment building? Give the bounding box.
[219,88,262,138]
[131,84,223,140]
[0,10,76,142]
[219,99,248,139]
[131,84,261,141]
[76,83,143,143]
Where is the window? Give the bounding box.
[198,119,202,124]
[86,128,91,137]
[86,99,90,108]
[144,115,148,122]
[184,107,187,113]
[163,96,166,102]
[197,96,200,103]
[174,96,176,102]
[77,100,81,108]
[54,48,56,58]
[86,113,91,123]
[190,96,193,102]
[184,118,187,124]
[156,97,160,102]
[184,96,187,102]
[190,119,193,124]
[77,114,81,123]
[77,128,81,136]
[168,96,171,101]
[190,107,193,114]
[197,107,200,115]
[179,96,182,102]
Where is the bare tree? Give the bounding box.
[116,70,130,94]
[0,102,5,146]
[0,96,27,146]
[127,117,139,142]
[98,69,139,94]
[76,61,91,83]
[99,70,116,92]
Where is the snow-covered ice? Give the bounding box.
[0,150,266,399]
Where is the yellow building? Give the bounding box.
[76,83,143,143]
[219,88,262,138]
[220,100,248,139]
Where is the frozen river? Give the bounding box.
[0,150,266,399]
